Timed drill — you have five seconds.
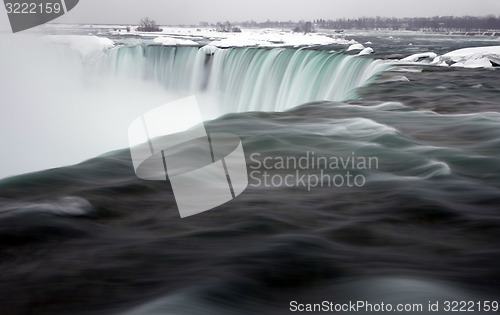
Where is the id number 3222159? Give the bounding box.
[5,2,62,14]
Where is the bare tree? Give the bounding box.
[136,17,162,32]
[215,21,241,32]
[303,21,314,34]
[292,21,315,34]
[216,21,231,32]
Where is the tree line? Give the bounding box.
[134,16,500,33]
[210,16,500,32]
[313,16,500,31]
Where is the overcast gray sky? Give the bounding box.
[1,0,499,29]
[56,0,500,24]
[58,0,500,24]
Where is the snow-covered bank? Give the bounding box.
[400,46,500,69]
[153,37,198,46]
[43,35,114,56]
[443,46,500,61]
[207,32,351,48]
[114,26,356,48]
[442,46,500,68]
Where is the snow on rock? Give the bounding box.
[43,35,114,56]
[347,43,365,51]
[400,46,500,68]
[488,54,500,66]
[430,56,449,67]
[208,37,262,48]
[402,52,437,62]
[358,47,374,55]
[443,46,500,61]
[260,33,346,47]
[441,45,500,68]
[465,58,493,68]
[153,37,199,46]
[111,26,356,48]
[208,32,351,48]
[451,58,493,69]
[200,45,219,55]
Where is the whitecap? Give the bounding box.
[0,196,93,217]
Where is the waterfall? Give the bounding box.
[0,37,389,178]
[98,45,388,113]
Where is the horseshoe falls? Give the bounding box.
[98,46,387,113]
[0,36,388,179]
[1,28,500,315]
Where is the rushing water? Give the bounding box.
[0,30,499,315]
[98,45,388,112]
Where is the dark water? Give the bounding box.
[359,66,500,114]
[1,35,500,314]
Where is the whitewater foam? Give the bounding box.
[0,196,93,217]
